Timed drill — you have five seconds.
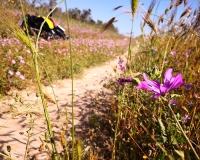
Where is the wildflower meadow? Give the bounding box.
[0,0,200,160]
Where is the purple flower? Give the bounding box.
[170,99,177,106]
[119,65,126,71]
[182,114,190,122]
[118,57,124,65]
[170,51,176,55]
[118,57,126,71]
[117,78,133,85]
[136,68,184,98]
[188,102,194,106]
[184,83,193,90]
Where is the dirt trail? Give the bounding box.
[0,55,124,160]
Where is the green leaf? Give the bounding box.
[158,118,167,142]
[174,149,184,159]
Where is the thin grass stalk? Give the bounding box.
[166,102,200,160]
[153,0,161,21]
[33,32,59,160]
[38,56,64,129]
[0,152,14,160]
[33,39,58,159]
[127,0,139,69]
[127,132,150,160]
[77,138,82,160]
[64,106,70,159]
[127,18,134,69]
[64,0,75,159]
[160,38,170,76]
[19,1,59,159]
[33,33,58,160]
[0,116,13,131]
[24,115,34,160]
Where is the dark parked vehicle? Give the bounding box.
[20,14,69,40]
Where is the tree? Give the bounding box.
[97,20,103,25]
[68,8,81,20]
[89,19,96,25]
[49,0,56,8]
[80,9,91,22]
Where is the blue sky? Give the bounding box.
[57,0,199,37]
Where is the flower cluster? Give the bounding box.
[118,57,126,71]
[7,55,26,81]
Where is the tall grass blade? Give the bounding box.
[179,6,191,19]
[101,17,116,33]
[64,0,75,159]
[113,6,123,11]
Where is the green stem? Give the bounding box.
[64,1,75,159]
[17,1,61,160]
[32,2,66,159]
[33,51,58,159]
[168,104,200,160]
[38,56,64,130]
[160,38,170,77]
[127,17,134,68]
[24,115,34,160]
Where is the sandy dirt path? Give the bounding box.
[0,55,124,160]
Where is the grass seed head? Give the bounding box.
[131,0,139,16]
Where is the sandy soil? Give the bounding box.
[0,55,124,160]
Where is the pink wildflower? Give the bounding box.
[12,59,16,64]
[170,51,176,55]
[20,75,25,80]
[16,71,21,76]
[8,70,14,75]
